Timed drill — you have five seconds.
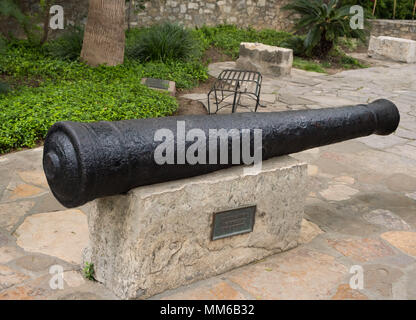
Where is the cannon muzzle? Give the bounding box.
[43,99,399,208]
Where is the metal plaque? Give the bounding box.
[145,78,169,90]
[211,205,256,241]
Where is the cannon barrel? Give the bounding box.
[43,99,400,208]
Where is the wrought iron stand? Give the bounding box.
[207,70,262,114]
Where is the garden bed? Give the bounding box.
[0,24,370,154]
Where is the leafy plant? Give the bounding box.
[83,262,95,281]
[283,0,367,58]
[126,22,202,62]
[44,25,84,61]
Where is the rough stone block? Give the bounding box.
[82,156,307,299]
[236,42,293,76]
[368,36,416,63]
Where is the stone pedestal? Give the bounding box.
[82,156,307,299]
[236,42,293,76]
[368,36,416,63]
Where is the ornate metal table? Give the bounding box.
[207,69,262,114]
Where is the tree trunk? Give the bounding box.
[413,0,416,20]
[80,0,125,67]
[40,0,52,45]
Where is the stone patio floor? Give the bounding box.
[0,58,415,300]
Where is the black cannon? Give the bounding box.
[43,99,400,208]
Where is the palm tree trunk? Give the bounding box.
[40,0,52,45]
[80,0,125,66]
[372,0,377,16]
[393,0,396,19]
[413,0,416,20]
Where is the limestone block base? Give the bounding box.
[236,42,293,76]
[368,36,416,63]
[82,156,307,299]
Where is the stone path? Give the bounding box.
[0,59,415,299]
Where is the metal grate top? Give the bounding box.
[208,69,263,114]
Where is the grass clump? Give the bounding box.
[126,22,202,62]
[293,57,326,73]
[83,262,95,281]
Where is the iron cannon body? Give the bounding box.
[43,99,400,208]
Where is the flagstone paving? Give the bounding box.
[0,58,415,300]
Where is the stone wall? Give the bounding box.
[2,0,294,39]
[0,0,88,38]
[369,19,416,41]
[133,0,294,30]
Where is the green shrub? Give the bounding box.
[0,78,178,153]
[126,22,202,62]
[44,25,84,61]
